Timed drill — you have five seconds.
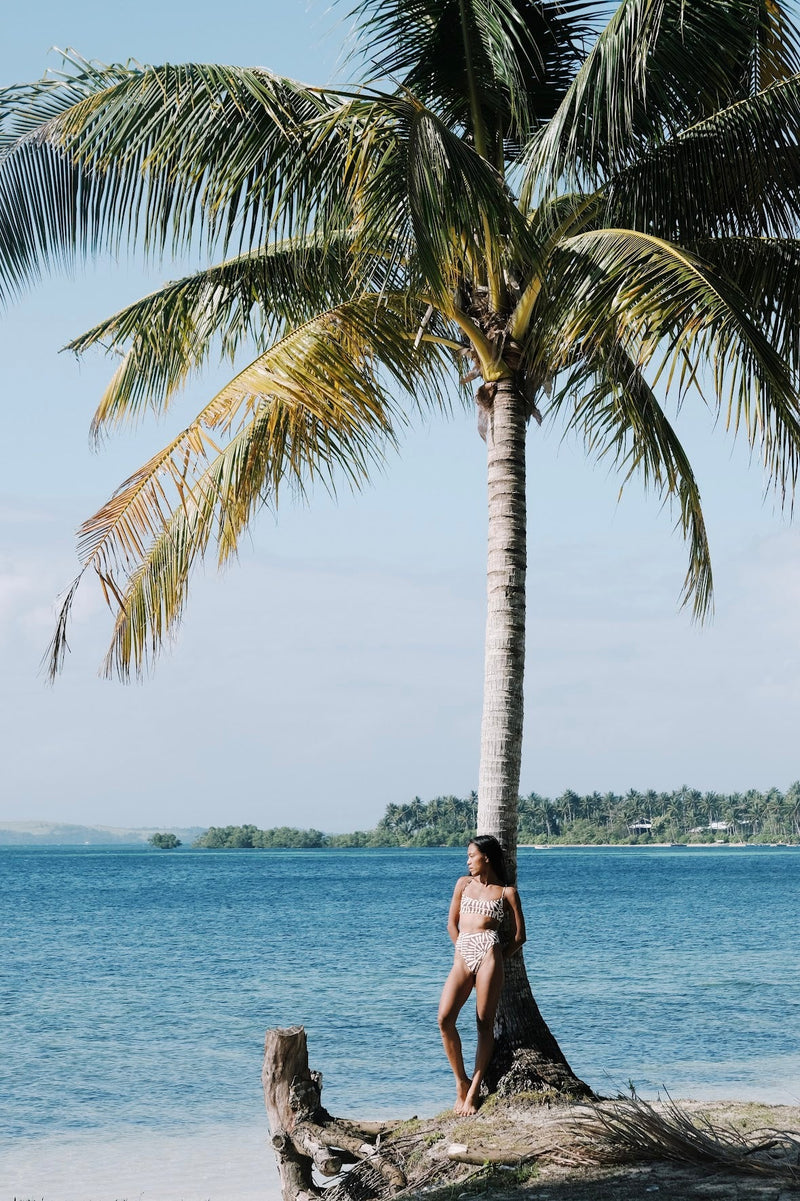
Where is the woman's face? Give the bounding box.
[466,842,487,876]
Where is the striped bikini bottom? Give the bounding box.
[456,930,500,974]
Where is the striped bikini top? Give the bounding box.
[460,886,505,923]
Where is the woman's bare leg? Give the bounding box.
[438,957,475,1112]
[462,947,504,1114]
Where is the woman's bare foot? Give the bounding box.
[461,1086,481,1115]
[454,1078,472,1113]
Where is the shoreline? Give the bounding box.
[8,1096,800,1201]
[3,839,799,850]
[518,841,798,848]
[0,1120,277,1201]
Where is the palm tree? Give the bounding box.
[786,785,800,838]
[3,0,800,1093]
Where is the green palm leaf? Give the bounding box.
[66,230,375,433]
[692,237,800,369]
[555,343,713,617]
[0,50,137,148]
[316,91,528,301]
[601,75,800,240]
[540,228,800,498]
[523,0,800,198]
[350,0,600,158]
[0,60,339,297]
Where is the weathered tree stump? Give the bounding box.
[262,1026,406,1201]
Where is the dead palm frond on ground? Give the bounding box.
[562,1093,800,1185]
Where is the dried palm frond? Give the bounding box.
[324,1162,394,1201]
[324,1145,415,1201]
[560,1094,800,1186]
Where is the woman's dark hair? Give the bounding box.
[469,835,508,885]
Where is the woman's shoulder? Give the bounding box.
[449,876,470,903]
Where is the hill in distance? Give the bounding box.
[0,822,206,846]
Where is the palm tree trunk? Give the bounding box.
[476,377,592,1098]
[477,376,527,883]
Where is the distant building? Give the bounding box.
[628,821,653,833]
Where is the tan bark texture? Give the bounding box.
[262,1026,405,1201]
[262,1026,322,1201]
[477,378,527,883]
[475,380,592,1098]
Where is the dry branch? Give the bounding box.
[262,1027,407,1201]
[446,1141,540,1165]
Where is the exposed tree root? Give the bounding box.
[489,1044,594,1101]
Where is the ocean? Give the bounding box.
[1,845,798,1200]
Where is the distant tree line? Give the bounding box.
[193,784,800,848]
[195,824,328,848]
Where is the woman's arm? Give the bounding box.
[447,877,468,945]
[503,886,527,959]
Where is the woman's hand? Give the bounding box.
[502,886,526,958]
[447,877,469,944]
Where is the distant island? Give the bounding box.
[148,832,182,849]
[193,783,800,848]
[4,785,797,848]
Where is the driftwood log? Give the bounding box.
[263,1026,406,1201]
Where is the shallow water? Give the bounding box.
[1,845,798,1200]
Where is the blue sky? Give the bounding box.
[1,1,799,831]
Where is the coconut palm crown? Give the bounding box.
[3,0,800,1090]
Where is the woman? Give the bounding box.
[437,835,526,1114]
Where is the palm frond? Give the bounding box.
[553,343,713,618]
[602,75,800,241]
[752,0,800,90]
[565,1094,800,1185]
[95,375,395,680]
[347,92,527,300]
[523,0,800,199]
[539,228,800,502]
[0,49,138,149]
[509,189,602,339]
[66,229,377,434]
[47,292,456,679]
[0,59,341,298]
[348,0,601,159]
[693,237,800,371]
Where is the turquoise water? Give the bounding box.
[1,845,798,1199]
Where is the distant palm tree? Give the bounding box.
[3,0,800,1093]
[788,782,800,837]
